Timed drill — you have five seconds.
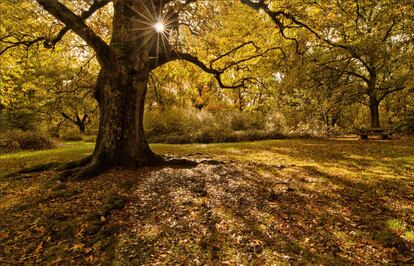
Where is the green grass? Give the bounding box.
[2,138,414,179]
[387,218,414,242]
[0,142,94,176]
[153,137,414,182]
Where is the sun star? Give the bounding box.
[153,21,165,33]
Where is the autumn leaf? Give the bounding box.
[86,255,95,263]
[34,242,43,255]
[0,231,10,240]
[71,243,85,251]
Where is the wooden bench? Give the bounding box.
[357,128,392,140]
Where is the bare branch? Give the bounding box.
[165,41,282,89]
[0,36,45,56]
[169,52,249,89]
[240,0,372,71]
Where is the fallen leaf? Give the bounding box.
[0,231,10,240]
[71,243,85,251]
[86,255,95,263]
[34,242,43,255]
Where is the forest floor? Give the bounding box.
[0,137,413,265]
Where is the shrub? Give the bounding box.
[60,130,83,141]
[228,111,265,131]
[0,130,54,153]
[143,107,288,144]
[18,132,53,150]
[5,110,38,131]
[82,135,97,143]
[145,107,215,137]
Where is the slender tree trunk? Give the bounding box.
[76,122,86,134]
[80,124,85,134]
[369,95,380,128]
[238,88,243,112]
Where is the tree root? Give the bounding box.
[56,155,93,171]
[59,153,164,180]
[4,155,94,179]
[75,160,108,180]
[164,157,199,167]
[58,154,200,180]
[148,153,167,165]
[58,160,107,181]
[6,153,202,181]
[4,162,61,179]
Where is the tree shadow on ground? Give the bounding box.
[0,167,154,265]
[115,159,414,265]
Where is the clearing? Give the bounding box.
[0,138,413,265]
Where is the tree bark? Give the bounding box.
[369,95,380,128]
[62,1,165,178]
[91,67,161,170]
[37,0,226,178]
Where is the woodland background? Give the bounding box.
[1,0,413,153]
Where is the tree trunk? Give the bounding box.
[76,122,86,134]
[68,1,164,178]
[369,95,380,128]
[93,66,161,169]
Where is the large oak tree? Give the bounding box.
[33,0,278,178]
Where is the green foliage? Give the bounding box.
[3,109,38,131]
[229,111,265,131]
[1,0,413,152]
[1,0,99,138]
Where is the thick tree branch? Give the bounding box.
[36,0,111,67]
[165,41,282,89]
[44,0,112,48]
[322,64,370,84]
[379,86,406,101]
[382,20,396,42]
[209,41,259,68]
[169,52,251,89]
[61,112,75,123]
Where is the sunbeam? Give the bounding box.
[126,0,176,62]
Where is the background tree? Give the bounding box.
[242,0,414,128]
[0,0,102,137]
